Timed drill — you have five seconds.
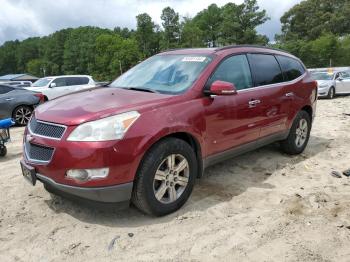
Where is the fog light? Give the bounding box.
[66,168,109,182]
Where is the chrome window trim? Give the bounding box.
[24,142,55,165]
[237,72,307,94]
[28,118,67,140]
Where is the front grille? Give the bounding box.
[25,142,54,163]
[29,117,66,139]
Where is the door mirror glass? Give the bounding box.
[50,82,57,88]
[209,80,237,96]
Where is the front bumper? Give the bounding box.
[317,86,330,97]
[36,173,133,204]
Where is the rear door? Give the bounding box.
[247,54,290,138]
[203,54,261,155]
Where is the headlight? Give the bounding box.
[67,111,140,141]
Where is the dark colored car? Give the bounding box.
[21,46,317,216]
[0,84,44,125]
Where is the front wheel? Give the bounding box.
[327,87,335,99]
[281,110,311,155]
[132,138,197,216]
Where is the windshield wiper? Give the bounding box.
[126,87,159,93]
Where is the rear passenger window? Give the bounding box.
[209,55,252,90]
[276,55,305,81]
[0,85,13,94]
[248,54,284,86]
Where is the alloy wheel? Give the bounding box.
[153,154,189,204]
[14,106,32,125]
[295,118,308,148]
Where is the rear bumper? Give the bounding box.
[36,173,133,205]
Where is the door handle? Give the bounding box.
[285,92,294,97]
[248,99,261,108]
[5,98,14,101]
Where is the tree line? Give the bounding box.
[0,0,349,81]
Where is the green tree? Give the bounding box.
[220,0,269,45]
[278,0,350,41]
[161,7,180,49]
[193,4,223,47]
[136,13,159,57]
[180,17,204,47]
[93,34,141,80]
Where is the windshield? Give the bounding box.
[110,54,213,94]
[311,72,333,81]
[32,78,52,87]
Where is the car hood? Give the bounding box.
[34,87,172,125]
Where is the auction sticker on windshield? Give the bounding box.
[182,56,207,62]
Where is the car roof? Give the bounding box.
[160,45,293,57]
[44,75,92,78]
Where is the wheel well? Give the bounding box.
[301,105,312,120]
[163,132,204,178]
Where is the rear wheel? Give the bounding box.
[132,138,197,216]
[281,110,311,155]
[12,105,33,125]
[327,87,335,99]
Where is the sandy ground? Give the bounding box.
[1,97,350,262]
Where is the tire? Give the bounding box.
[0,146,7,157]
[326,87,335,99]
[281,110,311,155]
[12,105,33,125]
[132,138,197,216]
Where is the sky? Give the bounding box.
[0,0,301,45]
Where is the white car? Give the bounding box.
[311,71,350,99]
[26,75,96,100]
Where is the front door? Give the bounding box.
[336,72,350,94]
[203,54,261,156]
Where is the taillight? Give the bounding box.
[34,93,45,103]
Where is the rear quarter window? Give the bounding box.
[247,54,284,86]
[276,55,305,81]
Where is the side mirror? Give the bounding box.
[209,80,237,96]
[337,77,343,81]
[50,83,57,88]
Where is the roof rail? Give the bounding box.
[215,44,292,55]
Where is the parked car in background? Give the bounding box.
[2,81,32,88]
[311,71,350,99]
[26,75,96,100]
[0,84,44,125]
[21,46,317,216]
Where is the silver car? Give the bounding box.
[311,71,350,99]
[0,84,43,125]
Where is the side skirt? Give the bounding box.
[203,130,289,169]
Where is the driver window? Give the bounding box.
[208,54,252,90]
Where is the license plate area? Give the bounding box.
[21,160,37,186]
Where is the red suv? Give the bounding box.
[21,46,317,216]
